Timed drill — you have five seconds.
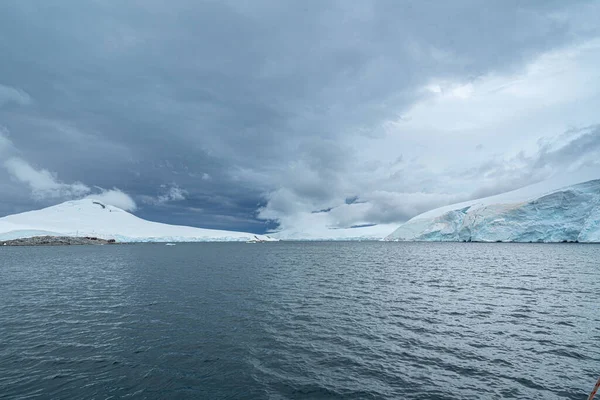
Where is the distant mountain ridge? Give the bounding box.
[0,199,277,243]
[387,179,600,243]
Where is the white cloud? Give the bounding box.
[2,129,92,200]
[86,188,137,211]
[0,84,32,107]
[1,128,136,210]
[259,186,468,236]
[140,184,187,205]
[4,156,138,210]
[395,38,600,145]
[3,157,91,199]
[162,185,186,202]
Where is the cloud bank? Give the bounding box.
[0,0,599,234]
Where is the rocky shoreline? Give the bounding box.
[1,236,118,246]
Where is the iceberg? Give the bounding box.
[386,179,600,243]
[0,199,278,243]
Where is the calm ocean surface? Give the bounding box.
[0,242,598,399]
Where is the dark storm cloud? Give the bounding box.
[0,0,598,232]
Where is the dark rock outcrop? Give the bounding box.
[0,236,118,246]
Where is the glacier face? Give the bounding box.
[0,199,278,243]
[387,179,600,243]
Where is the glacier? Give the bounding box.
[272,223,399,241]
[386,179,600,243]
[0,199,278,243]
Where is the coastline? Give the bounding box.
[0,236,118,247]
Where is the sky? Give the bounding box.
[1,0,599,235]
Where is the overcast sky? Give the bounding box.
[1,0,599,234]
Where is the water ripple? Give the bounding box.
[0,242,599,399]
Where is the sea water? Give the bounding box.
[1,242,598,399]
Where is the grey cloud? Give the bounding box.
[467,125,600,200]
[0,84,31,107]
[534,126,600,169]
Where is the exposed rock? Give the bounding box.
[0,236,119,246]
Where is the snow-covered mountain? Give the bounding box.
[0,199,277,242]
[386,179,600,243]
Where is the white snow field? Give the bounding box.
[0,199,278,243]
[272,223,399,241]
[387,179,600,243]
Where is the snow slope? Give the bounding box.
[272,223,398,241]
[386,179,600,243]
[0,199,278,242]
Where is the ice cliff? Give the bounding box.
[386,179,600,243]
